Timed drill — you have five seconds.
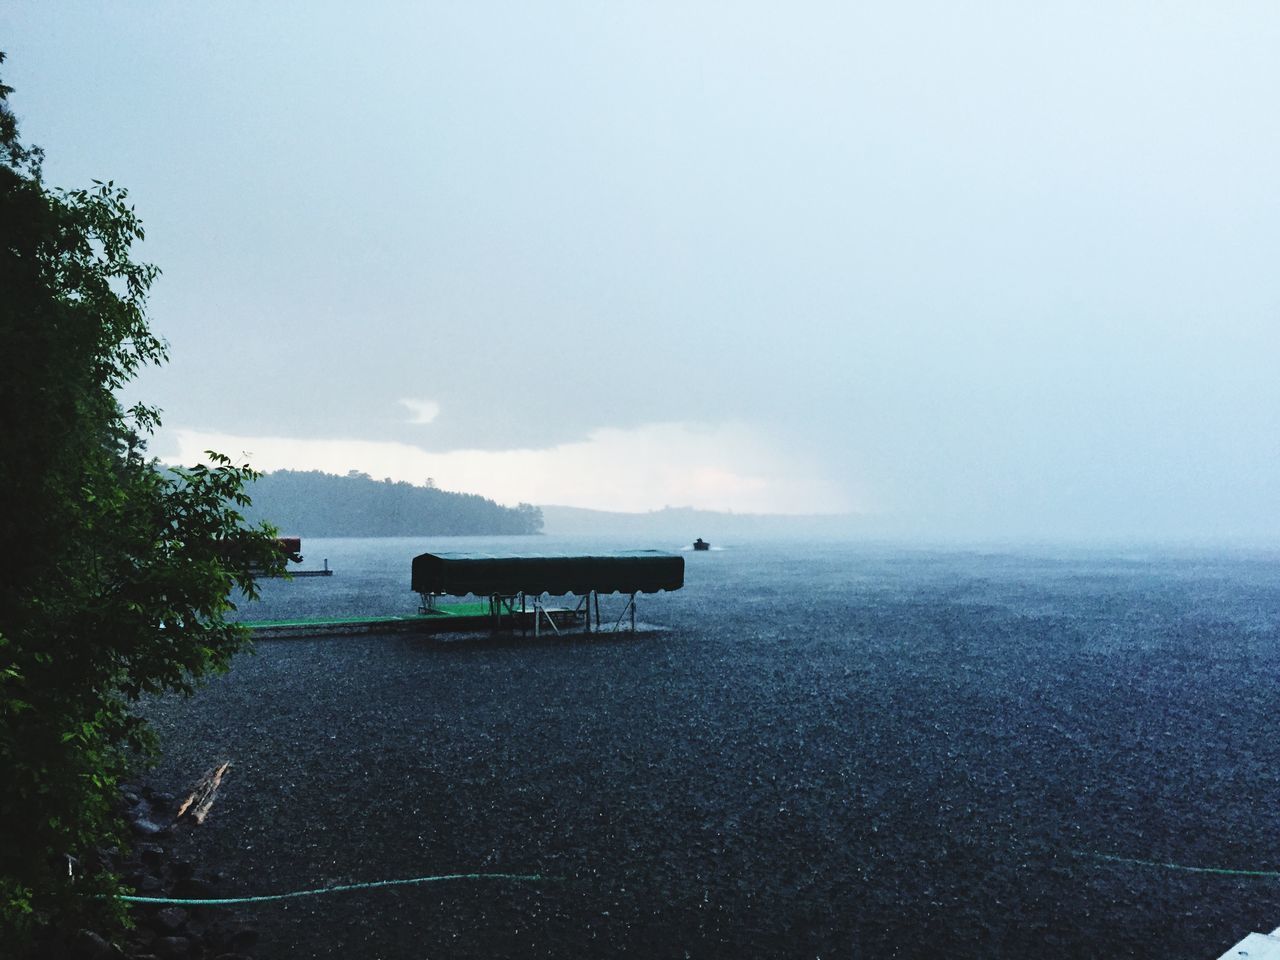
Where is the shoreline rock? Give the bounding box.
[42,783,259,960]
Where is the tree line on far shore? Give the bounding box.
[241,469,544,537]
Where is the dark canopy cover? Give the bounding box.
[411,551,684,597]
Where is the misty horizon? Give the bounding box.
[5,2,1279,540]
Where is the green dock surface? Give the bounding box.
[244,603,501,638]
[244,603,492,630]
[244,602,667,640]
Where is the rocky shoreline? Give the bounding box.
[44,784,259,960]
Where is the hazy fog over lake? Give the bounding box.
[5,2,1278,539]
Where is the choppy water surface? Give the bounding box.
[150,537,1280,958]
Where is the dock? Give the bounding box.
[259,539,334,577]
[246,604,492,639]
[281,557,333,578]
[246,549,684,640]
[245,602,669,640]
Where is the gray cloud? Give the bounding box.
[6,1,1279,535]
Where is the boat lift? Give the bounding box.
[411,551,682,636]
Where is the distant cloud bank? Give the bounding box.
[164,421,856,515]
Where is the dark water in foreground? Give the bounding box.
[147,537,1280,958]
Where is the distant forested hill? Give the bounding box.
[242,470,543,536]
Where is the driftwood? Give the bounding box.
[177,761,231,825]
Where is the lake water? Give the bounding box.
[159,536,1280,958]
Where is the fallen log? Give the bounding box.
[177,761,230,825]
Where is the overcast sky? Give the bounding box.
[4,2,1278,537]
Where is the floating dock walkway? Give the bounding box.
[246,604,493,639]
[285,559,333,578]
[246,605,670,640]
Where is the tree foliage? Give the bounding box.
[0,54,283,949]
[242,469,544,537]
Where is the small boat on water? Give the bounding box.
[692,538,710,551]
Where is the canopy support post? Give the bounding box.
[610,592,637,634]
[573,594,591,634]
